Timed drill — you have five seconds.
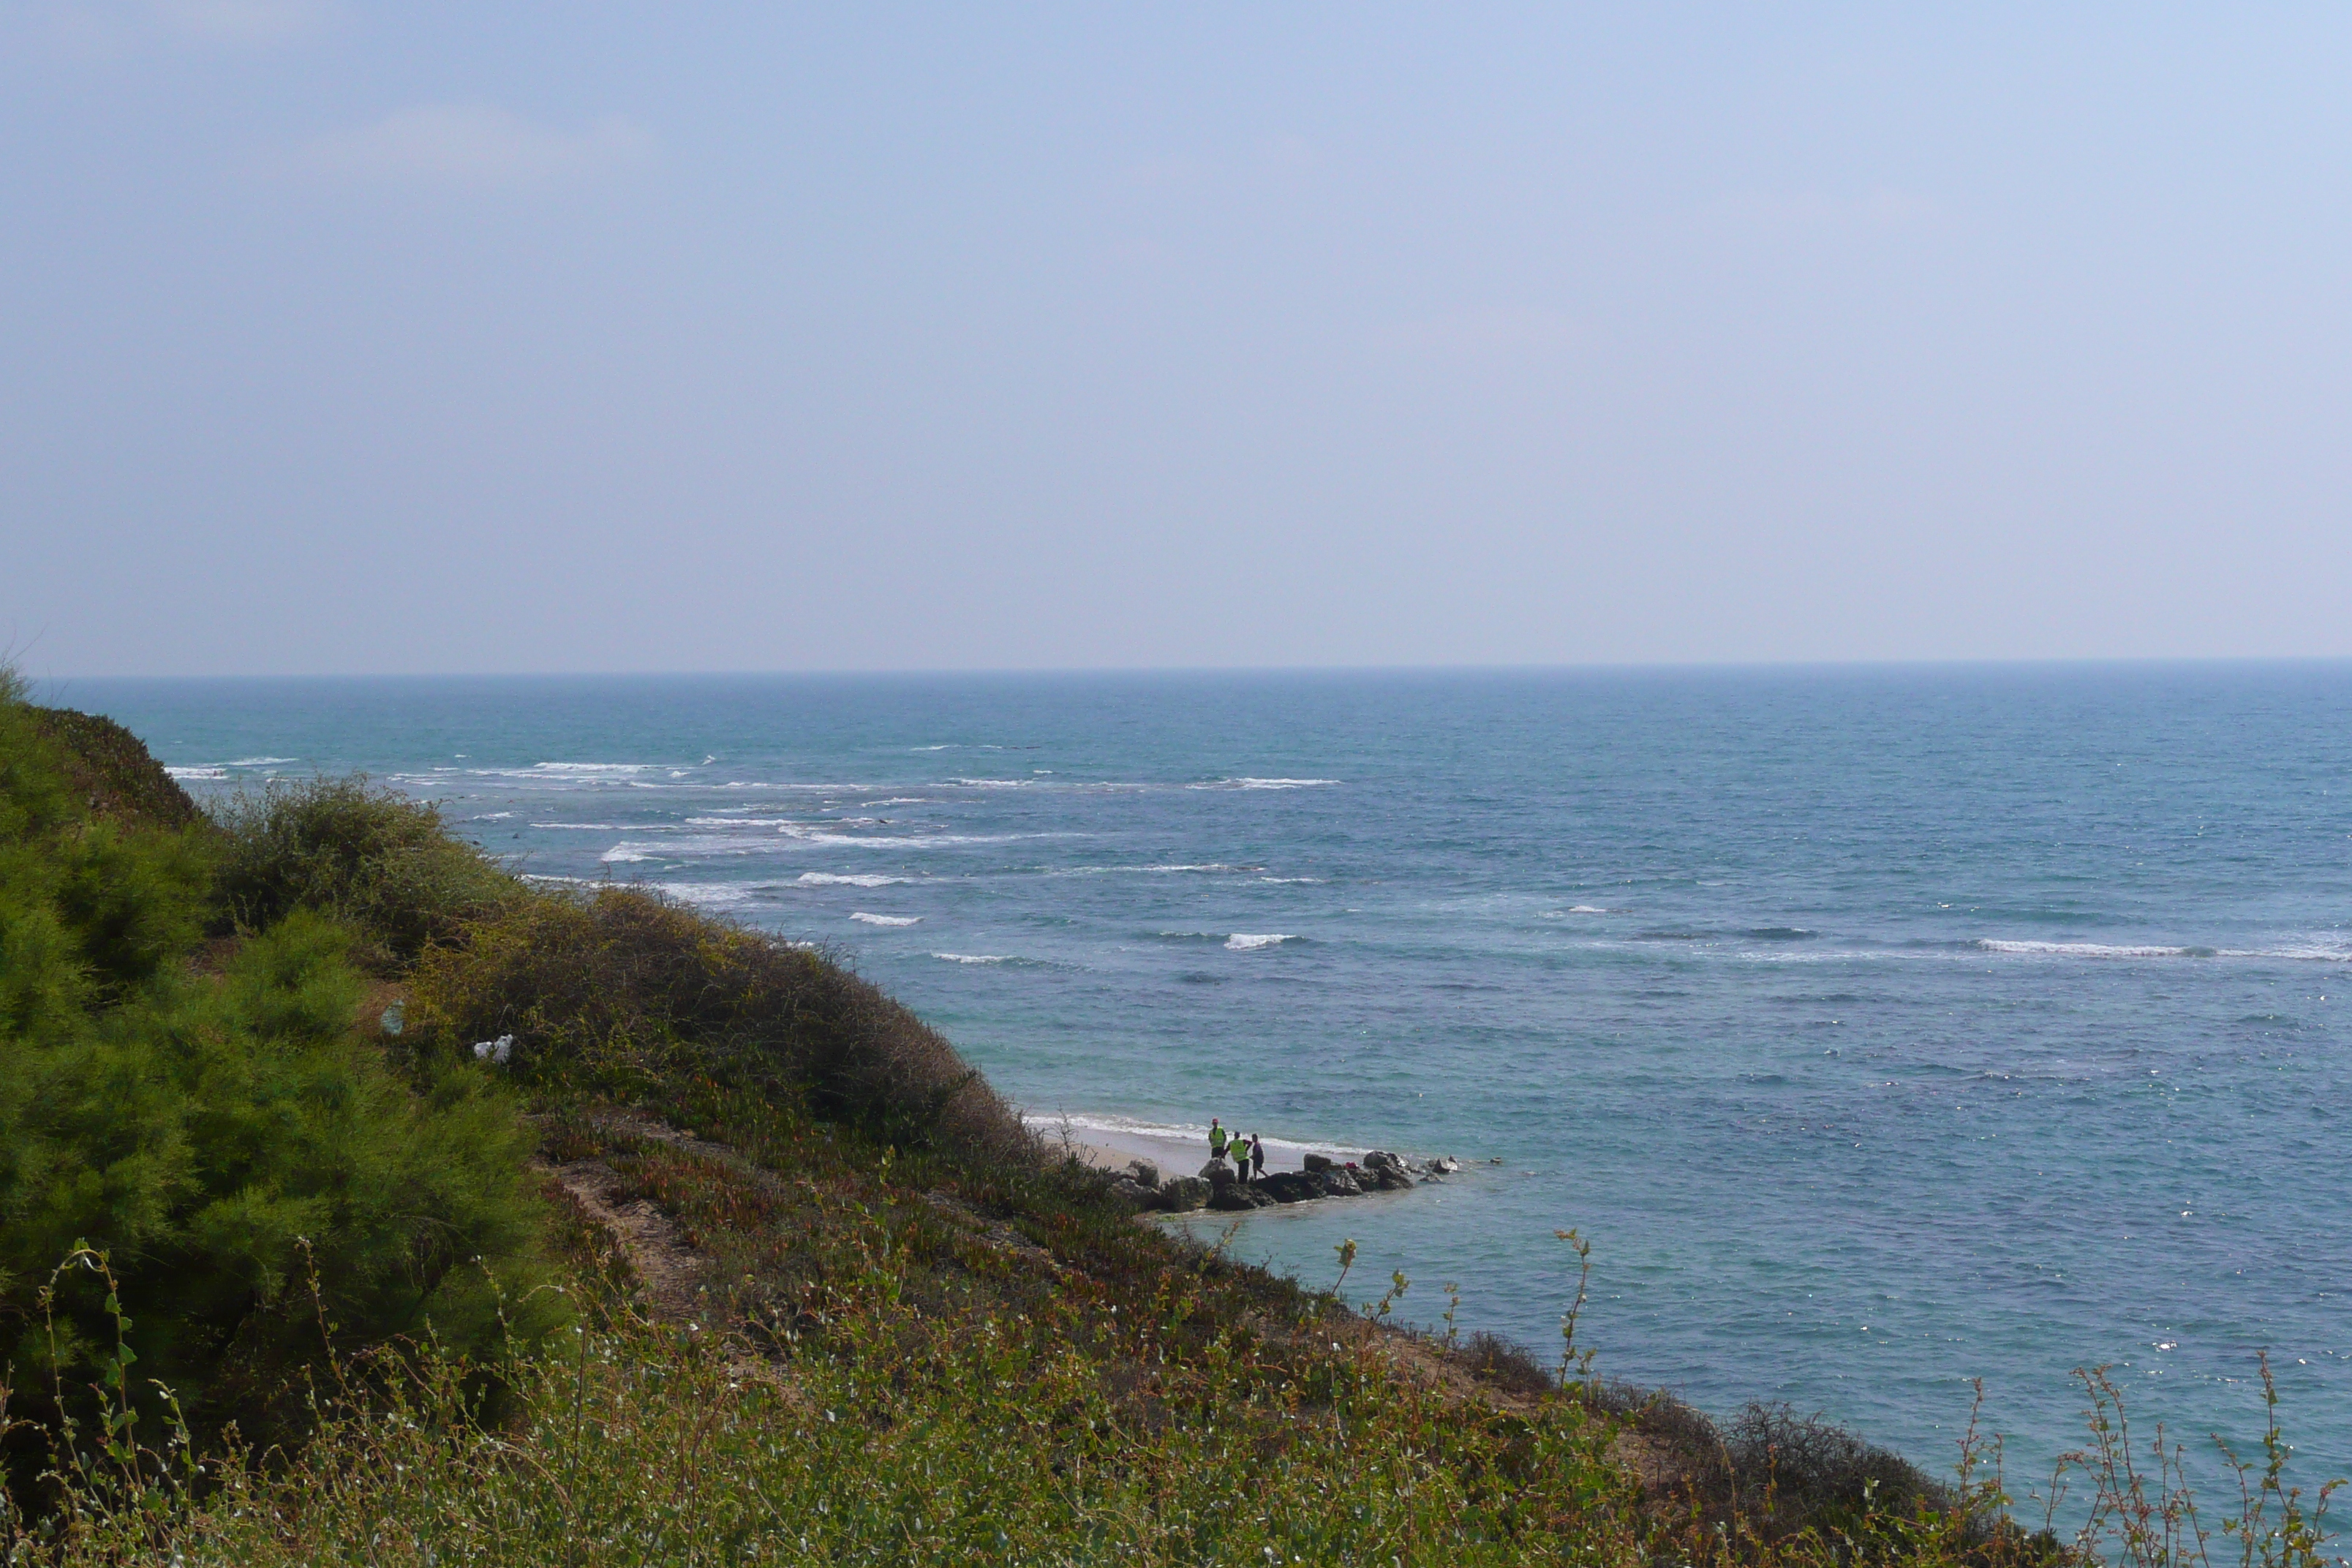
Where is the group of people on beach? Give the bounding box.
[1207,1117,1265,1180]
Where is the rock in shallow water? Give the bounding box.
[1256,1170,1322,1204]
[1158,1176,1211,1212]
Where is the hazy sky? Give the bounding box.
[7,4,2351,676]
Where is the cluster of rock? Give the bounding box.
[1104,1150,1475,1215]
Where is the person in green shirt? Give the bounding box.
[1208,1118,1229,1162]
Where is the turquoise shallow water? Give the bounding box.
[67,666,2352,1490]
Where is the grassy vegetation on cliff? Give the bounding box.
[0,699,559,1501]
[0,682,2339,1567]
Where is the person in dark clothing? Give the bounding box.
[1249,1134,1266,1180]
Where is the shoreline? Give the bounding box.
[1025,1112,1478,1215]
[1023,1114,1369,1181]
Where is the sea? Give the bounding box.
[60,665,2352,1496]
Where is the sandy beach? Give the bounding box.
[1024,1115,1367,1182]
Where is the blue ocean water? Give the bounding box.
[64,666,2352,1491]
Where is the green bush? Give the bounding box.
[410,886,1030,1160]
[0,698,214,1010]
[211,777,517,969]
[0,696,561,1492]
[23,706,203,832]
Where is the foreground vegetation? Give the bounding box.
[0,676,2338,1564]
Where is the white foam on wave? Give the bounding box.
[862,798,933,807]
[1566,905,1610,913]
[655,883,759,910]
[712,781,880,793]
[932,952,1011,964]
[796,872,913,887]
[682,815,797,828]
[954,777,1030,788]
[1187,777,1341,791]
[532,762,656,774]
[2228,942,2352,962]
[788,829,1052,849]
[850,912,921,926]
[1259,875,1324,884]
[530,822,635,830]
[471,812,515,821]
[1225,932,1300,951]
[224,756,295,767]
[605,832,824,859]
[599,845,657,864]
[1977,940,2211,959]
[165,766,227,780]
[1059,863,1248,877]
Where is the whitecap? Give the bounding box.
[604,833,813,859]
[1976,940,2212,959]
[530,822,635,830]
[1566,905,1610,914]
[1225,933,1300,951]
[531,762,657,774]
[706,781,881,792]
[953,777,1030,788]
[850,912,921,926]
[1188,777,1341,791]
[655,883,758,910]
[599,845,657,863]
[1057,863,1248,878]
[224,755,295,766]
[796,872,914,887]
[1258,875,1325,884]
[165,766,227,780]
[790,829,1052,849]
[932,952,1011,964]
[472,812,515,821]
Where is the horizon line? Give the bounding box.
[32,653,2352,685]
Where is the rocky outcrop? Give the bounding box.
[1112,1146,1472,1214]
